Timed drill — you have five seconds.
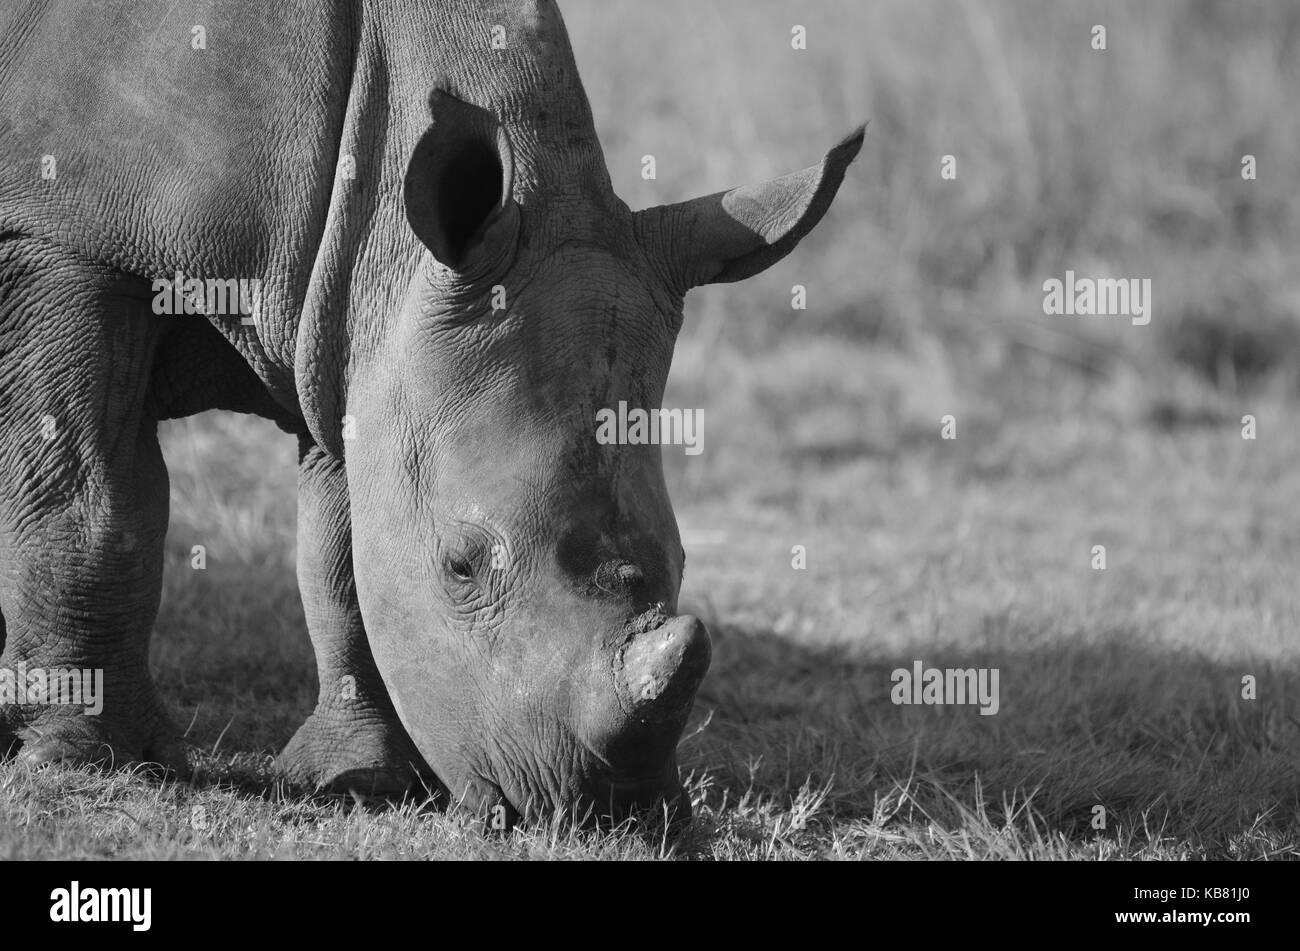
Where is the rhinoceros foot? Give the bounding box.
[277,707,438,799]
[1,688,188,778]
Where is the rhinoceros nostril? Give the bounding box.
[594,559,643,593]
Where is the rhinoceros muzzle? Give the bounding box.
[375,601,711,824]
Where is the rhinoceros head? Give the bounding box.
[340,4,861,825]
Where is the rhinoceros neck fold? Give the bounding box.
[296,0,619,454]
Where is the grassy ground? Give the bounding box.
[4,386,1298,859]
[3,0,1299,858]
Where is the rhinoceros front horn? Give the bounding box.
[404,87,519,272]
[581,612,711,776]
[616,614,711,718]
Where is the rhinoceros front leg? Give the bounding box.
[0,240,184,772]
[277,437,435,796]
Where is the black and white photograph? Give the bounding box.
[0,0,1294,915]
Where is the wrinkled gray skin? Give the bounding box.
[0,0,860,823]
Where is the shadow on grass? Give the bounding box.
[149,552,1300,854]
[681,620,1300,851]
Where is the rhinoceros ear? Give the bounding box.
[404,88,519,272]
[634,125,864,292]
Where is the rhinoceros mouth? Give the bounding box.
[455,741,688,827]
[545,777,691,828]
[590,776,693,827]
[594,772,683,804]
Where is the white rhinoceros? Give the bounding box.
[0,0,861,824]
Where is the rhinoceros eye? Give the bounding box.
[447,553,473,582]
[439,527,507,606]
[444,550,477,584]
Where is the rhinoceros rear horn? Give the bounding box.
[404,88,519,272]
[633,125,865,293]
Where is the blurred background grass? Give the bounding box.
[567,0,1300,435]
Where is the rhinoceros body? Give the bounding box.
[0,0,860,822]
